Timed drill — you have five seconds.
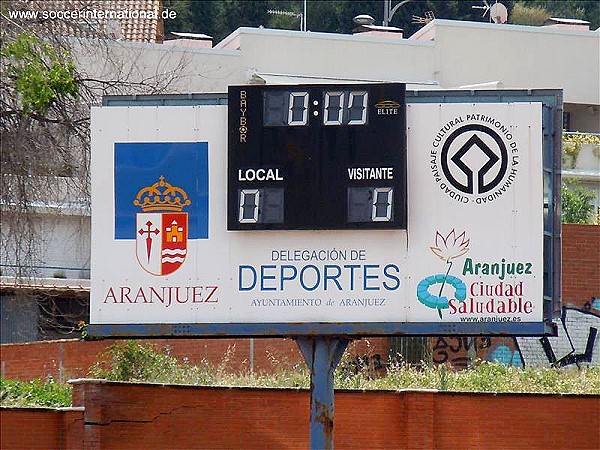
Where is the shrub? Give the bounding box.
[0,378,72,407]
[561,182,596,224]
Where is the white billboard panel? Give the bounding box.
[91,102,543,328]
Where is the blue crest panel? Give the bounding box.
[114,142,208,239]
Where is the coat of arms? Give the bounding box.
[133,176,190,275]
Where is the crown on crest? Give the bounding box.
[133,176,191,212]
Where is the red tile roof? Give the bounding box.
[7,0,164,43]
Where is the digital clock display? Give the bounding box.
[228,83,406,230]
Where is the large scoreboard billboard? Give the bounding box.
[89,86,561,337]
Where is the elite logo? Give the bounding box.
[375,99,400,116]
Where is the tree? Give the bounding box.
[1,0,189,340]
[511,2,550,25]
[561,182,597,224]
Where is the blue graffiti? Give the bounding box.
[488,343,523,367]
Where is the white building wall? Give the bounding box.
[39,214,91,279]
[225,28,436,84]
[413,20,600,106]
[1,212,90,279]
[73,39,245,93]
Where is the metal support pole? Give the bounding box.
[249,338,255,374]
[383,0,390,27]
[296,336,350,450]
[303,0,307,31]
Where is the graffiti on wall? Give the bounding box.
[430,305,600,368]
[431,337,491,368]
[516,307,599,368]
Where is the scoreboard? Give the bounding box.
[227,83,406,230]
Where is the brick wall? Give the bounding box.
[0,337,389,381]
[66,382,600,450]
[562,224,600,308]
[3,381,598,449]
[0,407,84,449]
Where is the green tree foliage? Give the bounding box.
[561,182,596,224]
[511,2,550,25]
[523,0,599,25]
[1,33,78,115]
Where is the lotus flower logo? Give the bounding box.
[430,229,470,262]
[417,229,469,319]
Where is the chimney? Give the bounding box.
[352,14,403,39]
[543,18,590,31]
[163,32,213,48]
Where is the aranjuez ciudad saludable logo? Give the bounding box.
[417,230,469,319]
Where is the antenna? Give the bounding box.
[412,11,435,24]
[268,9,305,31]
[472,0,490,15]
[472,1,507,23]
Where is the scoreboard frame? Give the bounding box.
[88,88,562,338]
[227,83,407,231]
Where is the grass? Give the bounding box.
[0,378,72,408]
[2,341,599,407]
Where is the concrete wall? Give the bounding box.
[2,381,598,449]
[1,210,90,279]
[227,27,436,84]
[78,20,600,110]
[72,38,245,93]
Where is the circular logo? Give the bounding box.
[430,118,518,204]
[416,274,467,310]
[442,124,508,195]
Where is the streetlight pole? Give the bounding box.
[383,0,412,27]
[303,0,307,31]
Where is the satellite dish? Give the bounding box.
[490,3,508,24]
[353,14,375,26]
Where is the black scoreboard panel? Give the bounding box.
[228,83,406,230]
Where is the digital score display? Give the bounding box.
[228,83,406,230]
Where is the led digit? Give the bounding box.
[324,91,344,125]
[260,188,285,224]
[288,92,309,126]
[239,189,260,223]
[348,91,368,125]
[263,91,288,126]
[372,187,393,221]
